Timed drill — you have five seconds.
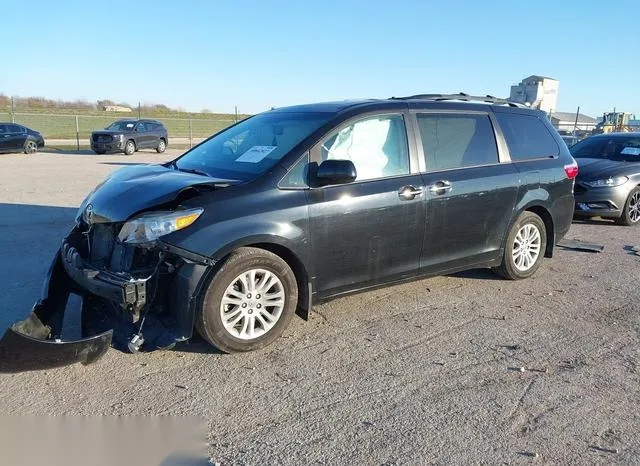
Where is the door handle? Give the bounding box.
[398,185,423,200]
[428,181,452,194]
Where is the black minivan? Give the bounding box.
[2,94,577,370]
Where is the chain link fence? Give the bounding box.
[0,111,240,149]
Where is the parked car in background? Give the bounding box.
[5,93,578,367]
[571,133,640,225]
[91,119,168,155]
[0,123,45,154]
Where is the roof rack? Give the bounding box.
[389,92,528,108]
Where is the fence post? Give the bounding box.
[189,118,193,148]
[75,115,80,152]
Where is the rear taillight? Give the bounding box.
[564,162,578,179]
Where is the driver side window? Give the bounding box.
[320,114,409,181]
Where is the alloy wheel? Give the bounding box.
[512,223,541,272]
[629,191,640,223]
[25,141,37,154]
[219,268,285,340]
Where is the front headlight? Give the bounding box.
[584,176,628,188]
[117,208,204,244]
[114,134,124,141]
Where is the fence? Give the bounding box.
[0,111,240,149]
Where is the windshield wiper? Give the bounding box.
[167,161,211,177]
[179,167,212,177]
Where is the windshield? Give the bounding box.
[175,111,332,181]
[570,136,640,161]
[106,121,136,131]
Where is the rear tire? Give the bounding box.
[196,247,298,353]
[24,140,38,154]
[156,138,167,153]
[615,187,640,226]
[124,139,135,156]
[493,211,547,280]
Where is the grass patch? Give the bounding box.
[0,109,247,139]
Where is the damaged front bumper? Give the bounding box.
[0,254,113,373]
[0,230,211,373]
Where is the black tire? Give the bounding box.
[615,187,640,226]
[94,150,106,155]
[493,211,547,280]
[23,140,38,154]
[196,247,298,353]
[123,139,136,155]
[156,138,167,153]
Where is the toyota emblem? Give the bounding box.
[84,203,94,224]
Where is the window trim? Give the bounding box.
[408,110,509,173]
[277,151,310,190]
[309,111,418,188]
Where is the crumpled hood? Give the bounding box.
[576,158,640,180]
[78,164,237,223]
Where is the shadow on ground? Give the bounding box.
[449,268,502,281]
[0,203,77,335]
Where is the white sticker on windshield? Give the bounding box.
[236,145,277,163]
[621,147,640,155]
[126,123,134,128]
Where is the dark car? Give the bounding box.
[90,119,168,155]
[571,133,640,225]
[0,123,45,154]
[1,94,577,371]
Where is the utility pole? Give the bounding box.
[235,105,238,123]
[138,102,141,120]
[572,106,580,136]
[75,115,80,152]
[10,96,15,123]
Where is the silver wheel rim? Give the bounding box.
[219,268,285,340]
[512,223,541,272]
[126,142,134,153]
[26,141,36,153]
[158,140,165,151]
[629,192,640,223]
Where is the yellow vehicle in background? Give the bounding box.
[595,112,637,133]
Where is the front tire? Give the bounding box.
[493,211,547,280]
[24,140,38,154]
[156,138,167,153]
[615,187,640,226]
[123,139,136,156]
[196,247,298,353]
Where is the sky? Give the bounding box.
[1,0,639,117]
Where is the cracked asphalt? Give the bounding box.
[1,150,639,464]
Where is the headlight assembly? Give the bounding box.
[584,176,628,188]
[118,208,204,244]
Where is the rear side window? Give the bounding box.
[417,114,499,171]
[496,113,559,160]
[7,124,24,133]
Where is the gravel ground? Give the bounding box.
[1,150,639,465]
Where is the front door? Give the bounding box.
[307,112,426,296]
[412,111,520,273]
[134,121,151,148]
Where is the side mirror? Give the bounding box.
[315,159,357,186]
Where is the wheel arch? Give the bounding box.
[523,204,555,258]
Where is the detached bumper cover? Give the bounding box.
[0,254,112,373]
